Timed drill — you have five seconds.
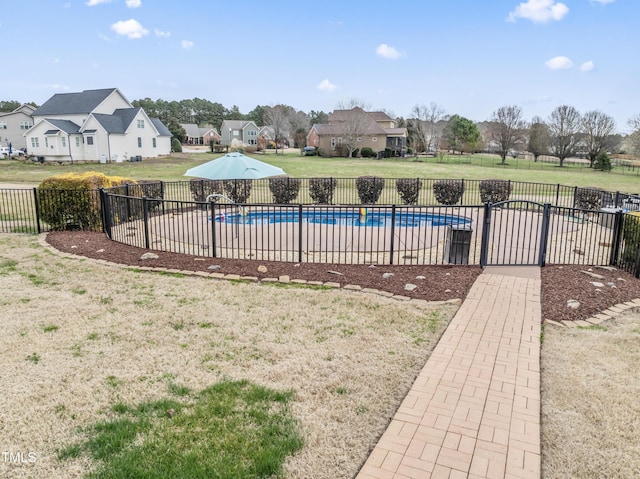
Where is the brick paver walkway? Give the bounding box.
[357,267,541,479]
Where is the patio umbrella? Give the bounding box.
[184,152,286,180]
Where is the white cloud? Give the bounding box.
[111,19,148,39]
[181,40,194,49]
[375,43,404,60]
[580,60,595,72]
[154,29,171,38]
[317,79,337,92]
[545,55,573,69]
[86,0,111,5]
[46,84,70,91]
[507,0,569,23]
[126,0,141,7]
[591,0,614,4]
[64,2,71,7]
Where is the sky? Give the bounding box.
[1,0,638,132]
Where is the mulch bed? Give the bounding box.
[46,231,640,323]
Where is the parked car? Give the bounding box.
[0,146,25,158]
[303,146,317,156]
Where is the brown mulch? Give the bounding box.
[45,231,640,323]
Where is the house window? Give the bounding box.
[137,120,144,128]
[75,137,80,147]
[233,130,239,136]
[152,138,157,148]
[330,138,336,148]
[357,137,362,142]
[87,136,94,145]
[61,137,66,147]
[137,137,142,148]
[338,137,343,145]
[20,121,32,130]
[31,137,39,148]
[372,137,377,142]
[0,122,6,130]
[45,138,48,148]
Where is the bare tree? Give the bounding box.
[547,105,582,167]
[627,115,640,156]
[488,105,527,165]
[581,110,617,167]
[265,105,289,154]
[528,116,550,162]
[410,102,446,154]
[333,99,372,158]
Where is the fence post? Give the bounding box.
[124,183,131,220]
[32,188,42,234]
[538,204,551,266]
[572,186,578,208]
[555,184,560,207]
[609,210,625,266]
[142,196,150,249]
[210,200,217,258]
[479,203,491,268]
[101,188,113,238]
[298,203,303,263]
[389,204,396,265]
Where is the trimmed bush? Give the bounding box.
[37,172,137,230]
[189,178,224,202]
[171,138,182,153]
[361,147,376,158]
[223,179,253,203]
[433,180,464,205]
[396,178,422,205]
[309,178,336,204]
[479,179,511,204]
[269,177,301,204]
[574,187,603,210]
[356,176,385,204]
[620,213,640,269]
[594,153,612,171]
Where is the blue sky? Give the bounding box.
[1,0,637,131]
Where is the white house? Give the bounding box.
[25,88,171,162]
[220,120,259,147]
[0,104,36,150]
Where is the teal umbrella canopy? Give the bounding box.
[184,152,286,180]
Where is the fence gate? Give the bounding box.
[480,200,551,267]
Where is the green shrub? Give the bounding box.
[223,179,252,203]
[37,172,137,230]
[361,147,376,158]
[269,177,301,204]
[171,138,182,153]
[309,178,336,204]
[433,180,464,205]
[574,187,603,210]
[479,179,511,204]
[136,180,164,212]
[620,213,640,270]
[594,153,613,171]
[356,176,385,204]
[396,178,422,205]
[351,148,360,158]
[384,148,392,158]
[189,178,224,202]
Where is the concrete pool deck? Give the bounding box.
[356,266,541,479]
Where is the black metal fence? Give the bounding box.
[1,180,639,276]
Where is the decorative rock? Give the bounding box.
[257,265,268,273]
[96,248,105,253]
[445,298,462,305]
[382,273,395,279]
[416,275,426,280]
[208,264,221,270]
[404,284,417,292]
[617,278,626,282]
[71,245,78,249]
[140,252,159,260]
[595,265,617,272]
[278,275,290,283]
[590,282,605,288]
[566,299,581,309]
[328,270,344,276]
[580,270,606,280]
[444,289,452,293]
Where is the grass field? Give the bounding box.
[1,150,639,194]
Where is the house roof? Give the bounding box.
[150,118,171,137]
[222,120,258,130]
[46,118,81,134]
[92,108,140,134]
[181,123,200,137]
[33,88,119,116]
[0,104,37,117]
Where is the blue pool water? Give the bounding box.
[214,209,472,228]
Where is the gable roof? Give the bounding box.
[92,108,141,134]
[45,118,81,134]
[181,123,200,138]
[222,120,258,130]
[150,118,171,137]
[33,88,120,116]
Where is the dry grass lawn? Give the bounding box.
[541,315,640,478]
[0,233,457,479]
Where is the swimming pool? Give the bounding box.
[214,208,472,228]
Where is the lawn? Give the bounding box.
[1,150,639,194]
[0,233,457,479]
